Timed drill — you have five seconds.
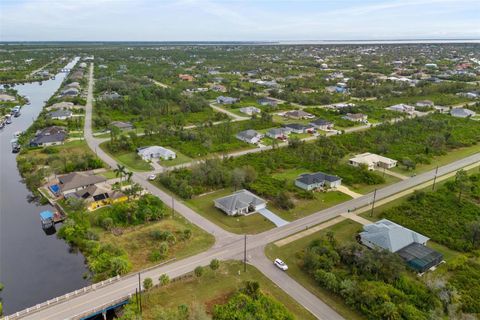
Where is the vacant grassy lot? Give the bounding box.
[349,171,401,194]
[99,215,214,272]
[185,188,275,234]
[100,141,153,171]
[266,219,365,320]
[139,260,316,320]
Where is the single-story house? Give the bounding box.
[359,219,443,273]
[284,110,315,120]
[236,129,263,144]
[61,87,79,97]
[65,184,127,211]
[216,96,238,104]
[56,171,107,195]
[110,121,133,131]
[100,91,122,100]
[342,113,368,122]
[415,100,434,108]
[30,126,67,147]
[349,152,397,170]
[0,94,16,102]
[211,84,227,92]
[386,104,415,114]
[450,108,476,118]
[239,106,261,116]
[266,127,291,139]
[178,74,194,81]
[283,123,314,134]
[257,97,278,107]
[309,119,333,130]
[295,172,342,191]
[46,101,75,111]
[214,189,266,216]
[48,109,73,120]
[137,146,176,160]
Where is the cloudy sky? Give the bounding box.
[1,0,479,41]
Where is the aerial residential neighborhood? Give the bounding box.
[1,1,480,320]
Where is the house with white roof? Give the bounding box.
[236,130,263,144]
[386,104,415,114]
[450,108,476,118]
[137,146,176,161]
[349,152,397,170]
[239,106,261,116]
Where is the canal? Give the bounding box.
[0,57,90,314]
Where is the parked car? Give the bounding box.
[274,258,288,271]
[147,174,157,181]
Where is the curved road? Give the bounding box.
[14,63,480,320]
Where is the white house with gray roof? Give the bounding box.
[295,172,342,191]
[214,189,266,216]
[137,146,176,161]
[236,129,263,144]
[359,219,429,253]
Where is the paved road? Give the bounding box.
[14,63,480,320]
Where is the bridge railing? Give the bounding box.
[3,258,176,320]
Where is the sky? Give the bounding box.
[0,0,479,41]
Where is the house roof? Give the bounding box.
[237,129,261,140]
[137,146,175,157]
[58,172,106,192]
[310,118,332,126]
[296,172,341,185]
[215,189,265,213]
[360,219,429,252]
[350,152,396,165]
[283,123,311,130]
[285,110,312,118]
[30,126,67,145]
[110,121,133,129]
[450,108,476,118]
[344,113,366,119]
[48,110,72,118]
[267,128,290,136]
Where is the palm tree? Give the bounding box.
[114,164,126,184]
[125,171,133,184]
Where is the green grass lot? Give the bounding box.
[98,215,214,272]
[185,188,275,234]
[139,260,316,320]
[272,114,312,125]
[390,144,480,175]
[99,141,153,172]
[271,191,352,221]
[98,170,117,179]
[265,219,365,320]
[350,171,401,194]
[23,140,97,160]
[158,150,192,167]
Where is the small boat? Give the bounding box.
[13,130,23,138]
[5,115,12,124]
[0,121,5,129]
[14,110,21,117]
[11,138,20,153]
[40,211,55,229]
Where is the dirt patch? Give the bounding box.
[204,291,234,314]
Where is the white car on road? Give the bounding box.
[147,174,157,181]
[274,258,288,271]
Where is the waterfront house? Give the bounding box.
[48,109,73,120]
[56,171,107,195]
[30,126,67,147]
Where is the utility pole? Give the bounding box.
[172,195,175,217]
[370,189,377,217]
[135,288,139,314]
[138,273,143,315]
[432,165,439,191]
[244,234,247,272]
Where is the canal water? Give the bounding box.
[0,57,90,314]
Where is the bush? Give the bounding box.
[194,266,204,278]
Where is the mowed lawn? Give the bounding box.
[349,171,401,194]
[99,215,214,272]
[266,219,365,320]
[186,188,275,234]
[99,141,153,171]
[158,149,192,167]
[139,260,316,320]
[271,168,352,220]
